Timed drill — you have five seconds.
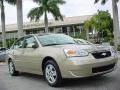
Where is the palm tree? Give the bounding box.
[16,0,24,38]
[6,0,24,38]
[84,10,113,43]
[0,0,6,47]
[0,0,23,47]
[0,0,16,47]
[28,0,65,33]
[95,0,120,48]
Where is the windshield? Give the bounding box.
[37,34,76,46]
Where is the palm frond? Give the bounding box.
[94,0,99,3]
[27,6,44,21]
[48,5,63,21]
[33,0,44,4]
[47,0,65,6]
[5,0,16,5]
[101,0,108,5]
[28,0,65,22]
[94,0,108,4]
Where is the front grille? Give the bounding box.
[92,63,115,73]
[92,51,111,59]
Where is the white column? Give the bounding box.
[73,26,75,37]
[54,27,56,33]
[14,33,16,42]
[61,27,63,33]
[67,27,70,35]
[79,26,81,34]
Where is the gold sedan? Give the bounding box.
[7,33,118,87]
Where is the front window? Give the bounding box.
[37,34,75,46]
[24,36,37,48]
[12,37,24,49]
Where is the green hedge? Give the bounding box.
[117,45,120,51]
[0,38,17,48]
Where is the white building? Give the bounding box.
[0,15,92,41]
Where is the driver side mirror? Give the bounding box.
[27,42,39,49]
[32,43,39,49]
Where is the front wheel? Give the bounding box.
[8,60,19,76]
[44,60,62,87]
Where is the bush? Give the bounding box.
[0,38,17,48]
[71,30,86,40]
[117,45,120,51]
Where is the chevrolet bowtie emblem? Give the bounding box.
[102,53,106,56]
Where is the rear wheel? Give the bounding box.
[44,60,62,87]
[8,60,19,76]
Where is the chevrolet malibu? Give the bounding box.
[6,33,118,87]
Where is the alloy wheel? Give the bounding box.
[45,64,57,84]
[9,61,15,74]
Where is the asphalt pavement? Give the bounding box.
[0,55,120,90]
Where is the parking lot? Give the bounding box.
[0,55,120,90]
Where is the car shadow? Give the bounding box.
[61,75,114,88]
[18,72,114,88]
[19,72,45,81]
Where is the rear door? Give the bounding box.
[12,37,25,71]
[0,48,6,61]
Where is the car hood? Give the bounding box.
[48,44,109,52]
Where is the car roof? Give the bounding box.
[28,33,63,36]
[38,33,65,36]
[18,33,52,38]
[18,33,66,40]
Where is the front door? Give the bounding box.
[22,35,42,74]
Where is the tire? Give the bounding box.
[8,60,19,76]
[44,60,62,87]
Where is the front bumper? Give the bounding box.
[61,55,118,78]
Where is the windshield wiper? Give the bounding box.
[63,43,75,45]
[43,43,75,46]
[43,44,61,46]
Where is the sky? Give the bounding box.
[0,0,120,25]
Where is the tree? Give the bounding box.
[83,20,91,41]
[28,0,65,33]
[0,0,16,47]
[95,0,120,49]
[7,0,24,38]
[0,0,6,47]
[84,10,113,43]
[16,0,24,38]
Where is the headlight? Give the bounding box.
[64,49,89,57]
